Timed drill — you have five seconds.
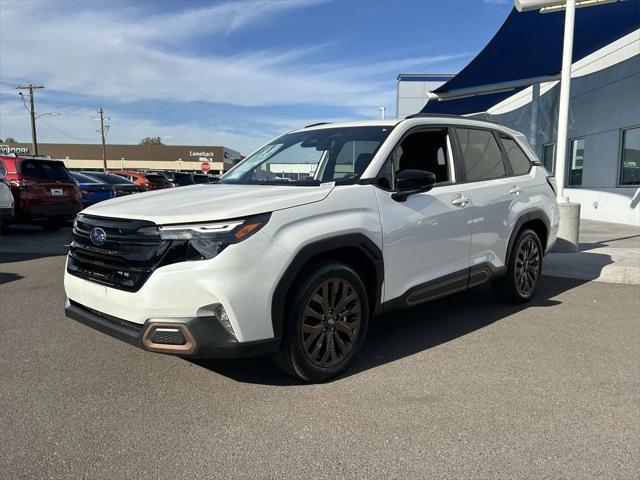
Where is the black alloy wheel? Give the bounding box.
[492,229,544,304]
[272,262,369,382]
[514,236,541,297]
[300,278,362,368]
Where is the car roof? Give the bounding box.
[292,114,524,139]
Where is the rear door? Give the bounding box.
[19,160,77,204]
[452,127,515,271]
[374,126,473,303]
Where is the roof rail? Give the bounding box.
[304,122,332,128]
[404,113,466,120]
[404,112,497,124]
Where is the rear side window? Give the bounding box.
[456,128,506,181]
[499,135,531,176]
[19,160,72,181]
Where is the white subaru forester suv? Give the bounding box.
[64,114,559,382]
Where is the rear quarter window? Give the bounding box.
[499,135,532,176]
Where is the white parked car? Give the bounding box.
[64,115,559,382]
[0,171,14,234]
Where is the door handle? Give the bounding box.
[509,185,521,195]
[452,195,469,207]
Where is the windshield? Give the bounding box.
[221,125,393,186]
[19,160,73,182]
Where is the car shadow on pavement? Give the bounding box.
[0,271,24,285]
[0,225,72,263]
[191,275,590,386]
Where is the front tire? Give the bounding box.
[272,262,369,382]
[492,229,543,304]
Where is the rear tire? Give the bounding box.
[272,262,369,382]
[492,229,543,304]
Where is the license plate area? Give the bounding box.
[51,188,63,196]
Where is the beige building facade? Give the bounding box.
[2,143,242,173]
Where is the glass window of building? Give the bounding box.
[542,143,555,173]
[620,127,640,186]
[568,138,585,186]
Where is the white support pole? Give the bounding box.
[529,83,540,152]
[554,0,575,202]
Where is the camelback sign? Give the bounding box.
[0,145,29,155]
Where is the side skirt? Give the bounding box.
[382,263,505,313]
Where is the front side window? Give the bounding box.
[499,135,531,176]
[221,126,393,186]
[456,128,506,181]
[568,138,585,186]
[620,127,640,186]
[389,129,451,183]
[542,143,556,173]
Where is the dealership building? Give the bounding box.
[402,1,640,226]
[0,143,242,174]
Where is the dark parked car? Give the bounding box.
[79,171,146,196]
[164,171,196,186]
[111,170,174,190]
[165,172,215,186]
[70,172,115,207]
[193,174,214,184]
[0,155,82,230]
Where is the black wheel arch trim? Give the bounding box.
[506,209,551,262]
[271,233,384,339]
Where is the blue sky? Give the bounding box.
[0,0,512,154]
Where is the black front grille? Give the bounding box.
[67,215,185,292]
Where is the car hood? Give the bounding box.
[83,183,334,224]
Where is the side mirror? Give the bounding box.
[392,169,436,201]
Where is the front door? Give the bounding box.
[373,127,472,303]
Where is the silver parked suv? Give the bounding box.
[65,114,559,382]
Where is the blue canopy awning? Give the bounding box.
[423,0,640,114]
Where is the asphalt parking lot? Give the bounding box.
[1,225,638,479]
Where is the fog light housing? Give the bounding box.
[143,322,196,354]
[214,304,235,337]
[150,327,186,345]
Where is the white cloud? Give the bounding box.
[0,0,470,151]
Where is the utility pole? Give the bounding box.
[16,84,44,156]
[97,108,108,172]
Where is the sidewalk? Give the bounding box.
[545,219,640,284]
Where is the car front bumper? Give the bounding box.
[65,299,279,359]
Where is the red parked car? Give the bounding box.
[0,155,82,230]
[111,170,174,190]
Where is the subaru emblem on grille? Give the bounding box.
[90,227,107,246]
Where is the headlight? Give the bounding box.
[139,213,270,261]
